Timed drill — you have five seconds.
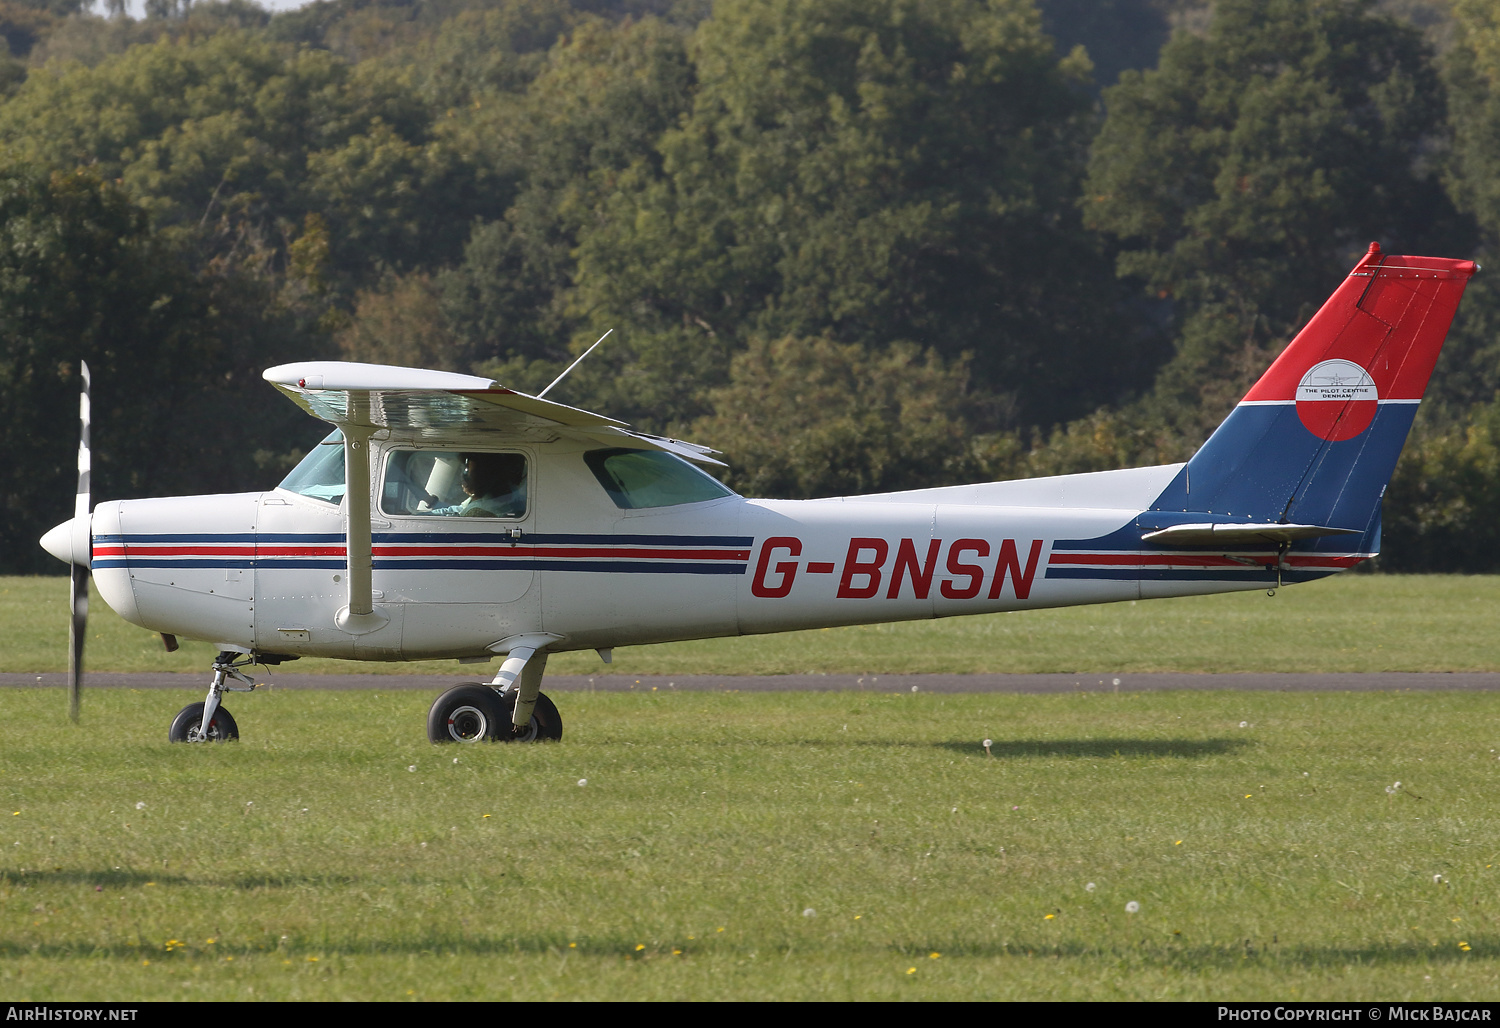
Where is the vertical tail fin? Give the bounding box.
[1150,244,1477,545]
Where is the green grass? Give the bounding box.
[6,573,1500,675]
[2,688,1499,999]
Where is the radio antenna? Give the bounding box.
[537,329,613,399]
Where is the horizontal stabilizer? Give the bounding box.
[1140,522,1359,547]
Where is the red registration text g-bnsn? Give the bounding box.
[751,536,1044,601]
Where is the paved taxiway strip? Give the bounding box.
[6,671,1500,692]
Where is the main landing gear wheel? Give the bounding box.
[501,689,563,742]
[427,685,562,743]
[168,702,239,742]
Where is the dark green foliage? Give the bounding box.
[26,2,275,69]
[0,28,512,291]
[559,0,1156,428]
[1083,0,1473,448]
[1064,0,1497,570]
[440,15,697,383]
[0,0,91,59]
[0,168,314,574]
[1035,0,1172,90]
[336,271,456,369]
[690,337,982,499]
[0,0,1496,574]
[1445,0,1500,242]
[1383,399,1500,572]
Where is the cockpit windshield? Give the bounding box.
[278,429,346,504]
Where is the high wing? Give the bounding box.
[262,361,723,466]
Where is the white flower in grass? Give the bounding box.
[1125,901,1140,914]
[134,802,145,810]
[1085,883,1096,892]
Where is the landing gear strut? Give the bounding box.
[426,648,562,743]
[168,651,258,743]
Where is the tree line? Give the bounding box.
[2,0,1497,574]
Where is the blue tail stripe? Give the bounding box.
[1171,403,1415,527]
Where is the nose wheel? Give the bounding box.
[168,702,239,742]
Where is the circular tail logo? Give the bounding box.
[1296,359,1377,441]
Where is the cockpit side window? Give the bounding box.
[278,429,346,505]
[584,448,734,509]
[381,450,527,519]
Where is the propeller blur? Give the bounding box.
[39,245,1478,744]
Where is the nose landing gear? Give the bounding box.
[168,651,261,743]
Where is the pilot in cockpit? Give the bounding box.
[431,453,527,518]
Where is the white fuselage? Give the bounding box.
[87,435,1356,661]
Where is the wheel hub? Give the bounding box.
[446,704,490,742]
[186,719,221,743]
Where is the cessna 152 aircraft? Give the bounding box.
[39,244,1477,744]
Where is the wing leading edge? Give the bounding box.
[262,360,724,466]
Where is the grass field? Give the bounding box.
[1,687,1498,1000]
[6,572,1500,675]
[4,573,1500,1000]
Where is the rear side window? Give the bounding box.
[585,448,734,509]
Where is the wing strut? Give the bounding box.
[336,398,388,635]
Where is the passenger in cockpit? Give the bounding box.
[432,453,526,518]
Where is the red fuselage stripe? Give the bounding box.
[371,546,748,560]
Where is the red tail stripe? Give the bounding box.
[1241,250,1475,404]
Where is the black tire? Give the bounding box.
[498,690,563,742]
[168,702,239,743]
[427,685,507,743]
[427,685,562,743]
